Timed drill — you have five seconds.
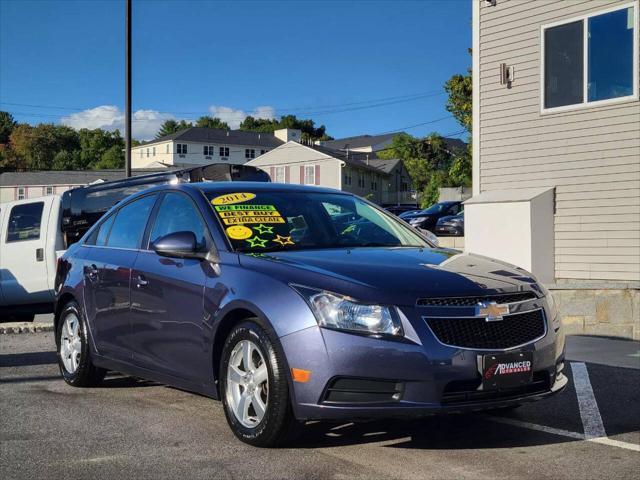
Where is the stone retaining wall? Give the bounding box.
[549,284,639,341]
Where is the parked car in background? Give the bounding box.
[0,164,268,322]
[398,209,423,219]
[435,211,464,237]
[402,201,462,233]
[55,182,566,447]
[385,205,419,217]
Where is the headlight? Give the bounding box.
[292,286,403,336]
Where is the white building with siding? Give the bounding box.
[471,0,639,339]
[247,141,415,205]
[130,127,298,169]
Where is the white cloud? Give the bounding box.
[61,104,278,140]
[208,105,276,129]
[60,105,174,141]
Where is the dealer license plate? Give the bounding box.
[482,351,533,390]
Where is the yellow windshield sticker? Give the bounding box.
[215,204,284,225]
[226,225,253,240]
[211,192,256,206]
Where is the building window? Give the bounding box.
[166,144,170,154]
[245,149,255,159]
[177,143,187,154]
[304,165,315,185]
[542,5,637,111]
[16,187,26,200]
[401,181,408,192]
[44,186,54,196]
[204,145,214,156]
[140,150,143,158]
[146,148,150,158]
[274,166,286,183]
[343,168,352,186]
[358,171,365,188]
[219,146,229,157]
[371,176,378,191]
[152,147,156,157]
[260,149,268,155]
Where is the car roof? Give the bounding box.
[183,181,346,196]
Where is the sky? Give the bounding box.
[0,0,471,141]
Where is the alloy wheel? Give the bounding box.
[226,339,269,428]
[60,312,82,374]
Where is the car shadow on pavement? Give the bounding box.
[0,351,57,367]
[294,414,577,450]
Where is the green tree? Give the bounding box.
[0,111,17,144]
[239,114,332,141]
[195,116,230,130]
[92,144,124,169]
[444,71,472,134]
[444,63,472,188]
[156,119,192,138]
[9,124,79,170]
[51,150,78,170]
[378,132,455,206]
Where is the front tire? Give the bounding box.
[220,320,299,447]
[56,301,106,387]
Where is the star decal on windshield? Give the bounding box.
[246,236,268,248]
[254,224,274,235]
[273,235,295,246]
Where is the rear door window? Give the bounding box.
[106,195,157,249]
[6,202,44,243]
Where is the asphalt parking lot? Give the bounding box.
[1,325,638,480]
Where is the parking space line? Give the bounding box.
[570,362,606,439]
[486,416,640,453]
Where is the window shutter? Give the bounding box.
[270,167,275,181]
[285,166,290,183]
[315,165,320,185]
[300,165,305,184]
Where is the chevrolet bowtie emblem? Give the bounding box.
[476,301,509,322]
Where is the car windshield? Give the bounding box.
[207,190,429,252]
[420,203,450,214]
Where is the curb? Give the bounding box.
[0,323,55,335]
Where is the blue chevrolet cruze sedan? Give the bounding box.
[54,182,567,446]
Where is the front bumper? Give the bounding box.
[280,302,565,421]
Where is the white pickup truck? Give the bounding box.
[0,164,271,321]
[0,195,64,321]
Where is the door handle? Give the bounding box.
[36,248,44,262]
[135,275,149,288]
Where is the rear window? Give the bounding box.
[6,202,44,243]
[206,191,427,253]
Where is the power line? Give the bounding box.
[0,90,445,115]
[0,90,445,120]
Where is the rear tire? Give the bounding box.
[56,300,106,387]
[220,320,299,447]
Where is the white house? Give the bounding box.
[247,141,414,206]
[131,128,301,169]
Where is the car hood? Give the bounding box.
[238,248,541,306]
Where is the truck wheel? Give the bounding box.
[56,301,106,387]
[220,320,299,447]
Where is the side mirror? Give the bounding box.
[152,231,202,259]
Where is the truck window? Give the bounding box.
[6,202,44,243]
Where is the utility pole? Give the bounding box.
[124,0,132,177]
